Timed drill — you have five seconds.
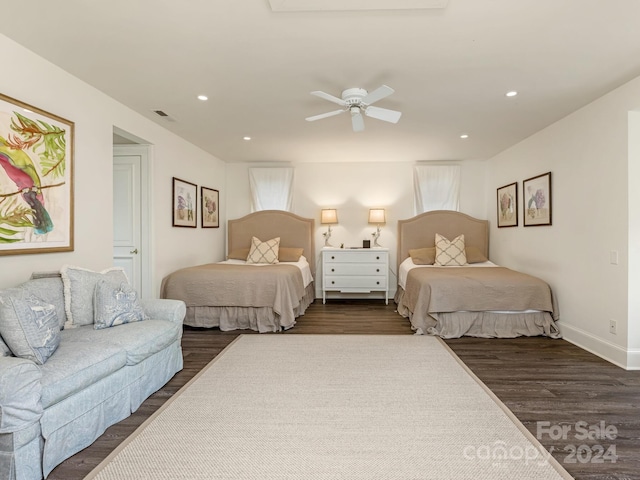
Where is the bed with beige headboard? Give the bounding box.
[161,210,315,333]
[395,210,560,338]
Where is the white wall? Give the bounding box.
[0,35,226,295]
[485,75,640,369]
[226,160,487,297]
[627,111,640,366]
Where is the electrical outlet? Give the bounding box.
[609,319,617,335]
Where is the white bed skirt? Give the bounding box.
[183,283,315,333]
[394,287,561,339]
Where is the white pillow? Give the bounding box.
[246,237,280,264]
[60,265,129,329]
[435,233,467,266]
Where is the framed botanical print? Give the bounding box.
[0,93,74,255]
[496,182,518,228]
[201,186,219,228]
[523,172,552,226]
[172,177,197,228]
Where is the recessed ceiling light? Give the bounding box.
[243,136,251,141]
[505,91,518,97]
[197,95,208,101]
[460,134,469,139]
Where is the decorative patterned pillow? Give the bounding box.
[0,291,60,364]
[278,247,304,262]
[409,247,436,265]
[93,279,148,330]
[435,233,467,266]
[246,237,280,264]
[465,246,488,264]
[60,265,129,329]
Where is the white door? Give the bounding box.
[113,155,142,292]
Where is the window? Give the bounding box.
[249,167,294,212]
[413,165,460,213]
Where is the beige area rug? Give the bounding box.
[86,335,572,480]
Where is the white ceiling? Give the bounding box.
[2,1,640,163]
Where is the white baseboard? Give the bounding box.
[560,323,640,370]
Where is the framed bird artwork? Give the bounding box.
[0,93,74,255]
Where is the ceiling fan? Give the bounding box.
[305,85,402,132]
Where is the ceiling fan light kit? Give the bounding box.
[306,84,402,132]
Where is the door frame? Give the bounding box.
[113,144,153,298]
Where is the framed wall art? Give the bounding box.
[172,177,197,228]
[201,186,219,228]
[496,182,518,228]
[0,93,74,255]
[523,172,552,226]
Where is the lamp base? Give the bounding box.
[323,225,333,247]
[371,225,382,247]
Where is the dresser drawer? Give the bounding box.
[324,276,387,289]
[324,263,385,276]
[324,251,387,264]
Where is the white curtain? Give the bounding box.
[413,164,460,214]
[249,167,294,212]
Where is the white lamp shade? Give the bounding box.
[321,209,338,224]
[368,208,386,224]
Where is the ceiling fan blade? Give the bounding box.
[351,110,365,132]
[310,91,347,106]
[364,105,402,124]
[361,85,394,105]
[305,109,346,122]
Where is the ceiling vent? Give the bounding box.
[152,110,176,122]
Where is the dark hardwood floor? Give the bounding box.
[49,300,640,480]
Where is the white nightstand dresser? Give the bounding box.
[321,247,389,304]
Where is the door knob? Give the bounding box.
[130,248,139,254]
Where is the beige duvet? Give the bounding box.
[399,266,560,338]
[160,263,308,332]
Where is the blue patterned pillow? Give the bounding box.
[0,291,60,364]
[93,279,148,330]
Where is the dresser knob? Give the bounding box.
[376,256,380,260]
[376,281,380,285]
[331,281,335,285]
[331,256,335,260]
[376,268,380,272]
[331,268,335,272]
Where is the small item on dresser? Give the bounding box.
[363,240,371,248]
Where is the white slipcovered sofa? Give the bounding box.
[0,267,185,479]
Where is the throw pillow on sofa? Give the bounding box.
[60,265,129,329]
[94,279,148,329]
[0,289,60,364]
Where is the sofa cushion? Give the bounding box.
[94,279,148,330]
[0,290,61,365]
[39,336,127,408]
[60,265,128,329]
[63,320,181,366]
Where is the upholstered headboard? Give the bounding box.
[397,210,489,270]
[228,210,316,278]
